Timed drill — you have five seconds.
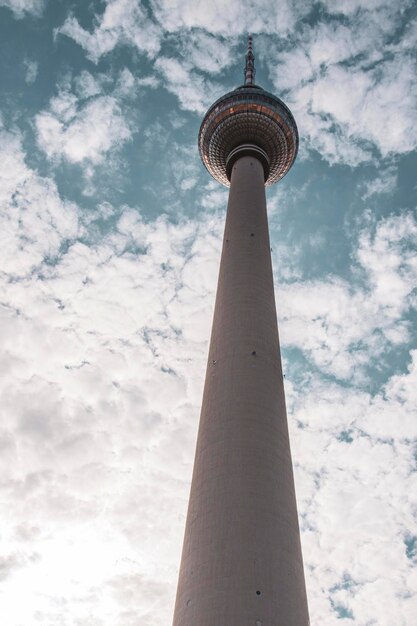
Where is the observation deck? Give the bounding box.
[198,38,298,187]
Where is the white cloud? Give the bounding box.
[200,180,229,210]
[0,128,28,202]
[179,32,234,74]
[0,129,79,277]
[268,21,372,94]
[35,90,131,165]
[0,0,44,18]
[307,59,417,158]
[321,0,407,17]
[54,2,417,166]
[136,75,159,89]
[361,167,398,200]
[74,70,103,99]
[278,212,417,380]
[288,355,417,625]
[150,0,303,36]
[23,59,38,84]
[0,128,416,625]
[291,55,417,164]
[0,139,223,622]
[154,56,223,113]
[114,67,160,98]
[34,69,156,180]
[57,0,162,63]
[267,12,417,165]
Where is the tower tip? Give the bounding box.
[244,34,255,85]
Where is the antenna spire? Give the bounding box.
[244,34,256,85]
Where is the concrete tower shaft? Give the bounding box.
[172,156,309,625]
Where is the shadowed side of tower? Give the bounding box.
[172,37,309,626]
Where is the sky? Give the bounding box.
[0,0,416,624]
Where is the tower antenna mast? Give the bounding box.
[244,34,256,85]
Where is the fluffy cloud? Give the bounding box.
[1,125,416,624]
[35,88,131,165]
[57,0,310,52]
[154,56,223,113]
[361,167,398,200]
[150,0,303,36]
[55,1,417,165]
[321,0,406,16]
[57,0,162,63]
[301,58,417,160]
[0,0,44,18]
[73,70,103,99]
[23,59,38,84]
[279,212,417,380]
[0,128,79,277]
[288,352,417,626]
[0,127,205,626]
[179,31,234,74]
[1,154,203,626]
[56,0,311,74]
[267,9,417,165]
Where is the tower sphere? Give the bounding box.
[198,39,298,187]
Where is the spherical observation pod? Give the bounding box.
[198,84,299,187]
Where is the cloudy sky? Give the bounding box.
[1,0,417,624]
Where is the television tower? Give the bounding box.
[172,36,310,626]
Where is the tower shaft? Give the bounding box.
[173,155,309,625]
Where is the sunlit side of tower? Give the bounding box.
[172,37,310,626]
